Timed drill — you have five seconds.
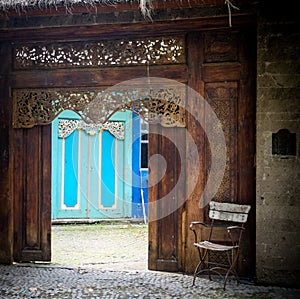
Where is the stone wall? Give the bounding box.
[256,4,300,286]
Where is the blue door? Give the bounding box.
[132,113,149,220]
[52,110,132,220]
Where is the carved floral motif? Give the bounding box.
[58,120,124,140]
[14,37,184,69]
[13,87,186,128]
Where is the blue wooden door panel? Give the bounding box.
[79,128,89,216]
[131,113,149,219]
[60,129,88,218]
[140,169,149,217]
[89,132,125,218]
[89,133,101,217]
[117,137,125,215]
[101,131,116,208]
[52,110,88,219]
[63,131,78,208]
[52,110,132,220]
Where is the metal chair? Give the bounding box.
[190,200,251,290]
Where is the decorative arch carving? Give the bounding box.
[13,82,186,128]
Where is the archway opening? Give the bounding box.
[50,109,149,270]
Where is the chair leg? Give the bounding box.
[224,269,230,290]
[224,249,240,290]
[192,248,208,286]
[192,260,203,286]
[208,266,212,281]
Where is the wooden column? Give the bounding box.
[0,42,13,264]
[185,32,206,273]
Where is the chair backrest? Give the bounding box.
[209,201,251,223]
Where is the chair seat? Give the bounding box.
[194,241,238,251]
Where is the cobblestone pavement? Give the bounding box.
[1,264,300,299]
[0,223,299,299]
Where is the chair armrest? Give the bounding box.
[190,221,208,230]
[190,222,206,244]
[190,222,210,243]
[226,226,245,245]
[227,226,245,231]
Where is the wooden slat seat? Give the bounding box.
[194,241,239,251]
[190,200,251,290]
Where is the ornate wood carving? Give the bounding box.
[14,37,185,69]
[13,89,97,128]
[13,36,186,128]
[204,31,238,63]
[205,83,238,203]
[13,87,186,128]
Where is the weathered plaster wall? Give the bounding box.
[256,5,300,286]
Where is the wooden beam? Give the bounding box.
[12,64,187,88]
[0,15,256,42]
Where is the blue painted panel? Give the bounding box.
[132,113,142,218]
[63,131,78,207]
[89,130,125,219]
[51,115,60,220]
[79,129,89,213]
[140,169,149,217]
[89,133,100,215]
[101,131,116,208]
[131,113,149,219]
[117,137,125,215]
[52,110,88,219]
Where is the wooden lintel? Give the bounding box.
[12,64,188,88]
[0,15,256,42]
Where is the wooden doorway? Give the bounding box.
[148,28,256,276]
[11,25,256,276]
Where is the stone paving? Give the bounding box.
[51,223,148,271]
[0,223,299,299]
[1,264,300,299]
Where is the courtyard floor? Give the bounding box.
[0,222,299,298]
